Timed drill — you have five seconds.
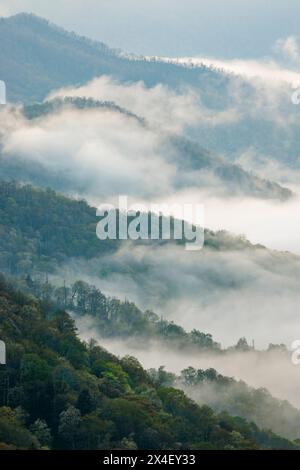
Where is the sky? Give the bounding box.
[0,0,300,58]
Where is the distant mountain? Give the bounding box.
[1,13,300,168]
[0,13,227,104]
[166,135,292,201]
[22,97,144,123]
[0,98,293,201]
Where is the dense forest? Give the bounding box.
[0,181,267,277]
[11,275,300,441]
[0,182,299,448]
[171,367,300,441]
[0,274,297,450]
[14,276,221,351]
[0,181,118,275]
[1,8,300,455]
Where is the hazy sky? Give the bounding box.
[0,0,299,58]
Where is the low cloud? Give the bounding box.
[1,105,176,199]
[55,236,300,350]
[48,76,206,133]
[75,316,300,409]
[156,54,300,86]
[2,77,289,206]
[274,36,300,65]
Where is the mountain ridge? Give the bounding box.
[0,13,227,103]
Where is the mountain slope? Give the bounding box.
[0,180,264,277]
[0,13,227,104]
[0,184,300,444]
[12,275,300,441]
[176,366,300,441]
[0,98,293,201]
[1,13,299,171]
[1,273,295,450]
[0,181,299,349]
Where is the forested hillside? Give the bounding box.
[0,274,297,450]
[14,276,222,352]
[1,99,291,200]
[174,367,300,441]
[0,13,225,103]
[1,5,299,456]
[0,181,266,277]
[1,182,300,443]
[0,182,118,275]
[7,275,300,441]
[1,180,299,352]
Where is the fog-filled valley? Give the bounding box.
[0,11,300,451]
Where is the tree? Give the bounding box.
[0,407,39,449]
[77,389,95,415]
[236,337,250,351]
[30,419,52,447]
[58,406,82,450]
[119,436,138,450]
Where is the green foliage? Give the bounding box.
[58,406,82,450]
[18,276,221,353]
[0,181,267,285]
[0,181,117,276]
[30,418,52,448]
[0,407,39,449]
[0,274,295,449]
[179,366,300,442]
